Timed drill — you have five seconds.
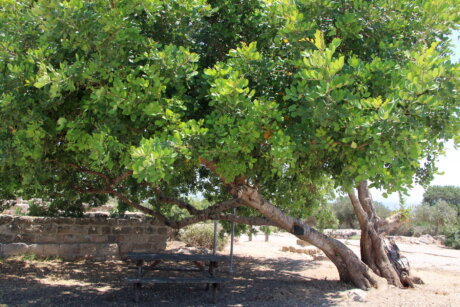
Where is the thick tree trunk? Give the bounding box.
[234,185,387,290]
[348,181,421,287]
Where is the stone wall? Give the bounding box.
[0,215,170,260]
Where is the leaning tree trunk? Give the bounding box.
[233,185,387,290]
[348,181,422,287]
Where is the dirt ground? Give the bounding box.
[1,232,460,307]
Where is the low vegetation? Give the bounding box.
[328,185,460,249]
[179,223,228,251]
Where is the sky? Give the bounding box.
[372,30,460,209]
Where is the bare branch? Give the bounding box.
[377,212,406,235]
[66,163,111,184]
[109,189,177,227]
[112,170,133,185]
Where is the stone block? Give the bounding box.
[88,235,108,244]
[132,227,144,235]
[94,243,119,260]
[0,215,13,224]
[8,223,21,232]
[28,244,44,255]
[157,227,168,235]
[53,217,76,225]
[75,218,97,225]
[149,219,161,226]
[58,244,80,259]
[118,243,132,256]
[131,243,153,252]
[87,226,98,234]
[74,225,90,234]
[297,239,310,247]
[148,235,166,243]
[152,241,167,251]
[0,234,14,243]
[107,235,116,243]
[144,227,156,234]
[113,226,131,235]
[106,218,118,226]
[13,233,35,243]
[0,243,30,256]
[39,244,61,257]
[0,225,11,234]
[30,217,52,225]
[101,226,111,235]
[57,225,71,233]
[78,243,98,259]
[58,234,79,243]
[116,219,131,226]
[34,234,60,244]
[24,223,56,233]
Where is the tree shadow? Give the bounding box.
[0,256,353,306]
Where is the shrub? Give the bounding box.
[444,225,460,249]
[179,223,227,251]
[412,201,457,235]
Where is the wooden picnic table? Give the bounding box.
[125,252,231,303]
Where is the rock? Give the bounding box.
[433,235,446,245]
[323,229,360,239]
[346,289,367,302]
[297,239,310,247]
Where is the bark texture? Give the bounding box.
[234,185,387,290]
[348,181,421,287]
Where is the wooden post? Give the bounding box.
[213,221,217,255]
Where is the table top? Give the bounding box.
[126,252,229,262]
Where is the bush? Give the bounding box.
[412,201,457,235]
[179,223,227,251]
[444,225,460,249]
[330,196,391,229]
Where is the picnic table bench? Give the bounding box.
[125,252,231,303]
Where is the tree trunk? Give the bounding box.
[234,185,387,290]
[348,181,421,287]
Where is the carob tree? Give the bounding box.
[1,0,459,289]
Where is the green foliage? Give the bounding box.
[179,223,227,251]
[444,225,460,249]
[0,0,459,225]
[331,196,359,229]
[411,201,458,235]
[423,186,460,211]
[260,226,278,235]
[331,196,391,229]
[14,207,25,216]
[312,203,339,230]
[109,200,135,217]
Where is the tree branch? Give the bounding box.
[112,170,133,185]
[377,212,406,235]
[109,189,176,227]
[67,163,111,184]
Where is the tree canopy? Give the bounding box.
[423,185,460,209]
[1,0,459,221]
[2,0,459,290]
